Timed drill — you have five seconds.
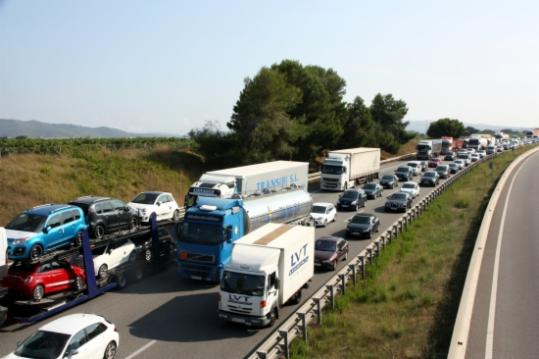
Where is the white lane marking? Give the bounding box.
[124,340,157,359]
[485,155,531,359]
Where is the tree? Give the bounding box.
[369,94,413,153]
[462,126,480,136]
[228,67,304,163]
[340,96,378,148]
[426,118,465,138]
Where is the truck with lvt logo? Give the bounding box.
[218,223,314,327]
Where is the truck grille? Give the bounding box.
[227,304,252,314]
[186,252,215,263]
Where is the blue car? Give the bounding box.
[5,204,87,260]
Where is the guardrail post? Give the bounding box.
[359,256,365,279]
[314,298,322,324]
[255,352,267,359]
[279,330,290,359]
[375,241,380,258]
[299,312,308,343]
[339,274,346,295]
[367,248,373,264]
[349,264,357,286]
[327,285,335,310]
[380,234,385,250]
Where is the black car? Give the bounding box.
[448,162,459,174]
[345,213,380,239]
[444,152,455,161]
[337,189,367,211]
[379,174,398,189]
[362,182,383,199]
[384,192,413,212]
[314,236,349,270]
[69,196,138,239]
[395,166,413,181]
[420,171,440,186]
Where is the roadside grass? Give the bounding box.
[0,147,202,225]
[291,147,531,359]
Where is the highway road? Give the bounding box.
[466,150,539,359]
[0,158,462,358]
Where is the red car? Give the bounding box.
[428,157,442,167]
[2,260,86,301]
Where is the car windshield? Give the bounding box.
[407,163,417,168]
[131,192,160,205]
[221,271,265,296]
[14,330,70,359]
[402,183,415,189]
[381,175,394,181]
[396,167,409,172]
[315,239,337,251]
[351,215,371,224]
[6,213,47,233]
[321,165,344,175]
[311,205,327,214]
[437,166,448,171]
[390,193,407,200]
[424,172,436,177]
[342,191,358,199]
[180,218,224,244]
[363,183,376,190]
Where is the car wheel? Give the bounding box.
[32,284,44,301]
[343,249,348,261]
[144,248,152,263]
[94,224,105,240]
[368,230,373,239]
[173,209,181,222]
[29,244,44,260]
[98,264,109,281]
[74,276,85,291]
[129,251,137,264]
[103,341,117,359]
[74,231,83,247]
[331,260,337,271]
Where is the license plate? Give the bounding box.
[231,317,245,324]
[191,275,202,280]
[352,232,359,235]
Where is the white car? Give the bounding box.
[0,227,7,279]
[93,238,136,280]
[128,191,181,223]
[406,161,422,176]
[453,159,465,169]
[5,313,119,359]
[310,202,337,227]
[400,181,420,199]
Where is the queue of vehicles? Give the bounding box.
[0,140,528,357]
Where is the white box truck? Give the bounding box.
[320,147,380,191]
[185,161,309,206]
[218,223,314,327]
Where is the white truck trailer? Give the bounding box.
[186,161,308,206]
[218,223,314,327]
[320,147,380,191]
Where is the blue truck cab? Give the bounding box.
[177,197,245,282]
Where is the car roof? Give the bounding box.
[136,191,169,196]
[317,235,342,242]
[27,204,76,216]
[69,196,111,205]
[312,202,333,207]
[40,314,104,335]
[402,181,417,186]
[353,213,376,219]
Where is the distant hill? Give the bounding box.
[0,118,166,138]
[406,120,530,134]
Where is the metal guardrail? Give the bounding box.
[246,152,496,359]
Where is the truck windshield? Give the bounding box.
[417,145,431,151]
[321,165,344,175]
[180,221,224,245]
[221,271,265,296]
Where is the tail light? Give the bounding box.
[259,300,267,308]
[179,251,188,260]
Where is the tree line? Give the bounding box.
[426,118,527,139]
[190,59,414,168]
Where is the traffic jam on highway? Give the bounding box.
[0,133,537,358]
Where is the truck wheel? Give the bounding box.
[32,285,44,301]
[116,273,127,289]
[267,307,279,327]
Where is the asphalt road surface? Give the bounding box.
[466,150,539,359]
[0,158,466,359]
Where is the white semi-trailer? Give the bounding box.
[320,147,380,191]
[218,223,314,327]
[186,161,308,206]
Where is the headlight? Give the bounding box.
[12,237,28,245]
[351,200,357,205]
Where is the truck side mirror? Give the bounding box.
[225,226,233,243]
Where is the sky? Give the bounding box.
[1,0,538,135]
